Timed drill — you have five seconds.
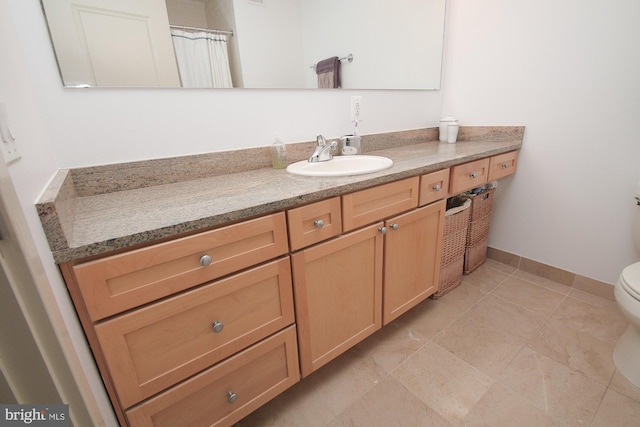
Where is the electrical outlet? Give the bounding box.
[0,103,20,164]
[350,96,362,122]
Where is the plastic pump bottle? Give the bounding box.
[271,136,287,169]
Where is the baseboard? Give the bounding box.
[486,247,615,301]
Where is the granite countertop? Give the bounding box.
[37,127,524,263]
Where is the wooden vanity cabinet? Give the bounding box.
[291,176,445,376]
[61,212,297,427]
[383,199,445,324]
[291,224,384,377]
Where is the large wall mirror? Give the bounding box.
[41,0,446,90]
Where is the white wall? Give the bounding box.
[443,0,640,284]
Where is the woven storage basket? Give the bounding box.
[432,198,471,299]
[467,215,491,246]
[463,188,495,274]
[467,188,495,222]
[464,238,488,274]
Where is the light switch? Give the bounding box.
[0,102,21,164]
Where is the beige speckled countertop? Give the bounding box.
[37,126,524,263]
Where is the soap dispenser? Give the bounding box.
[339,120,361,155]
[271,136,287,169]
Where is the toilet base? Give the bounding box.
[613,324,640,388]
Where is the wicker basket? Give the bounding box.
[432,198,471,299]
[467,188,495,222]
[467,215,491,246]
[463,188,495,274]
[433,256,465,299]
[464,238,488,274]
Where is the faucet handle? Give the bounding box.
[316,134,327,146]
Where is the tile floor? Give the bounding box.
[236,259,640,426]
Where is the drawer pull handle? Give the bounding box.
[199,255,212,267]
[378,226,387,235]
[470,172,478,179]
[432,184,442,192]
[502,163,510,168]
[314,219,325,229]
[227,391,238,404]
[390,223,399,231]
[212,321,224,333]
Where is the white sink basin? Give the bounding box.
[286,155,393,177]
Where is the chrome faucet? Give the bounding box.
[308,134,337,162]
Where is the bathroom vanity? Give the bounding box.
[37,127,522,427]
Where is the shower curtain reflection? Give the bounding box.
[170,30,233,88]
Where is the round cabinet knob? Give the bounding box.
[502,163,510,169]
[432,184,442,192]
[470,172,478,179]
[390,223,399,231]
[212,321,224,333]
[378,226,387,235]
[199,255,212,266]
[314,219,325,229]
[227,391,238,404]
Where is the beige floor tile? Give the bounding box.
[357,298,465,374]
[434,282,485,313]
[549,295,628,345]
[513,269,572,295]
[468,293,548,341]
[497,347,606,426]
[609,369,640,403]
[236,376,335,427]
[527,319,616,385]
[434,314,525,378]
[398,298,463,340]
[463,383,567,427]
[327,377,453,427]
[355,318,428,374]
[461,262,511,294]
[566,287,620,312]
[492,276,566,317]
[590,389,640,427]
[392,341,492,424]
[306,344,388,416]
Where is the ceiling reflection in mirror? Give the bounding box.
[41,0,446,90]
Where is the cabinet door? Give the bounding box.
[383,200,445,325]
[291,223,384,377]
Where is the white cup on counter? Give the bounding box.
[447,122,459,143]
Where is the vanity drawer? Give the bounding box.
[126,325,300,427]
[95,257,294,408]
[419,168,450,206]
[72,212,289,321]
[287,197,342,251]
[342,177,420,232]
[488,150,518,181]
[449,158,490,195]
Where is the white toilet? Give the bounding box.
[613,183,640,388]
